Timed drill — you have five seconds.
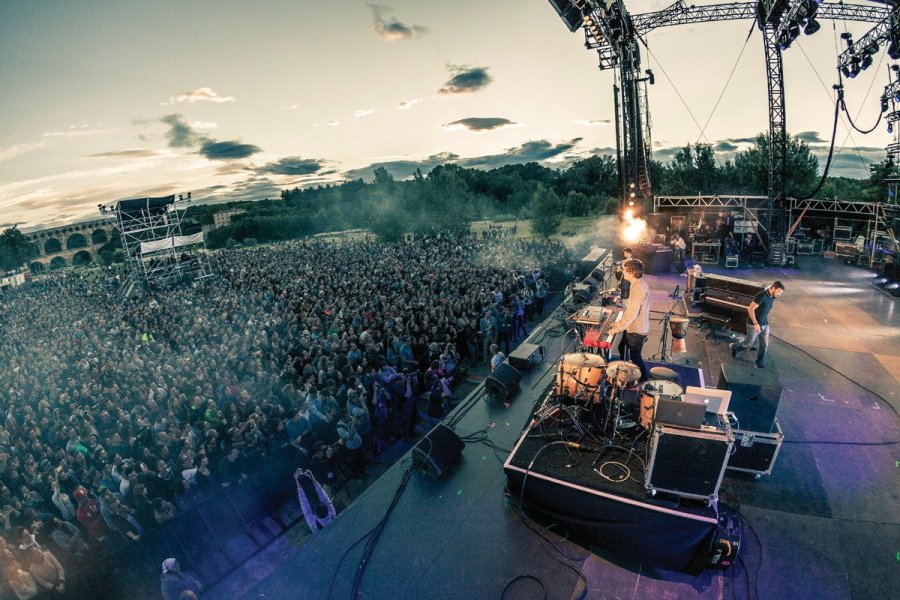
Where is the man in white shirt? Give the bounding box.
[608,259,651,382]
[490,344,505,372]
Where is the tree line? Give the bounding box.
[1,133,893,269]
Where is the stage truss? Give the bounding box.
[101,195,213,297]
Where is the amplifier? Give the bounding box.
[717,363,782,433]
[645,424,733,505]
[727,418,784,477]
[507,343,543,372]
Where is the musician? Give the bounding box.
[614,247,633,300]
[671,233,686,267]
[730,281,785,368]
[608,259,650,382]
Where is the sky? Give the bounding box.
[0,0,893,230]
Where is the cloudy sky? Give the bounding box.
[0,0,892,229]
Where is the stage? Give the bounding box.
[209,256,899,600]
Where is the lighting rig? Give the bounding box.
[548,1,892,263]
[774,0,823,50]
[838,8,900,79]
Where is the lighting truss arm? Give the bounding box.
[611,1,888,44]
[837,10,899,69]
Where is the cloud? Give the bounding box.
[369,4,428,41]
[199,140,261,160]
[460,138,582,168]
[0,142,46,162]
[87,149,168,159]
[191,121,219,131]
[283,104,299,110]
[160,114,202,148]
[163,87,235,105]
[344,152,461,181]
[343,138,583,180]
[257,156,329,176]
[42,127,116,138]
[314,120,341,127]
[714,141,738,152]
[441,117,519,132]
[398,98,422,110]
[158,113,262,160]
[796,131,826,144]
[573,119,611,127]
[354,108,376,118]
[438,65,493,95]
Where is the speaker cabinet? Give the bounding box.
[717,363,782,433]
[485,362,521,400]
[508,343,543,372]
[646,424,733,504]
[573,283,595,304]
[411,424,464,478]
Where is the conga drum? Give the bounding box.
[556,353,606,403]
[670,317,689,353]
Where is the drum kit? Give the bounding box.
[554,352,684,442]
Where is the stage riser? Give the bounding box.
[505,469,716,571]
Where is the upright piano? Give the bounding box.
[687,272,764,333]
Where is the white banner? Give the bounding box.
[140,232,204,255]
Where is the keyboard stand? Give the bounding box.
[698,313,730,345]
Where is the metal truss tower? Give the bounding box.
[101,194,213,297]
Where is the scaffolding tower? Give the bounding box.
[100,194,213,297]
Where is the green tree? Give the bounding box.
[863,159,896,203]
[733,133,819,196]
[0,226,35,271]
[530,185,563,238]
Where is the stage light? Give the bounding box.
[889,123,894,134]
[803,19,820,36]
[628,200,635,206]
[861,54,873,70]
[881,98,889,113]
[841,65,852,79]
[624,208,634,219]
[888,38,900,61]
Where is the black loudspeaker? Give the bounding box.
[573,283,595,304]
[717,363,782,433]
[508,343,543,372]
[411,424,465,478]
[485,362,521,400]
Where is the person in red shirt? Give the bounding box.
[72,486,108,542]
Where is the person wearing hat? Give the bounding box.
[160,558,202,600]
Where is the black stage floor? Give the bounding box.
[213,256,899,600]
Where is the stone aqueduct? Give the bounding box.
[24,218,117,273]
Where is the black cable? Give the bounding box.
[841,95,883,134]
[350,465,414,598]
[507,440,589,600]
[499,574,547,600]
[771,332,900,419]
[795,84,841,200]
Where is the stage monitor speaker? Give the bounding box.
[573,283,595,304]
[717,363,782,433]
[485,362,521,400]
[646,424,732,503]
[507,343,544,372]
[411,424,465,478]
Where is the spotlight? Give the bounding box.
[628,200,635,206]
[841,65,852,78]
[888,39,900,61]
[888,123,893,134]
[861,54,873,70]
[881,98,889,113]
[804,19,820,36]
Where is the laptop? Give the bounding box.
[682,386,732,416]
[654,398,707,429]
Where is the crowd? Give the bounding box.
[0,230,570,598]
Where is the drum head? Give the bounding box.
[562,353,606,369]
[606,360,640,386]
[640,379,683,400]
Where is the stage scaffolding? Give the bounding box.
[100,194,213,297]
